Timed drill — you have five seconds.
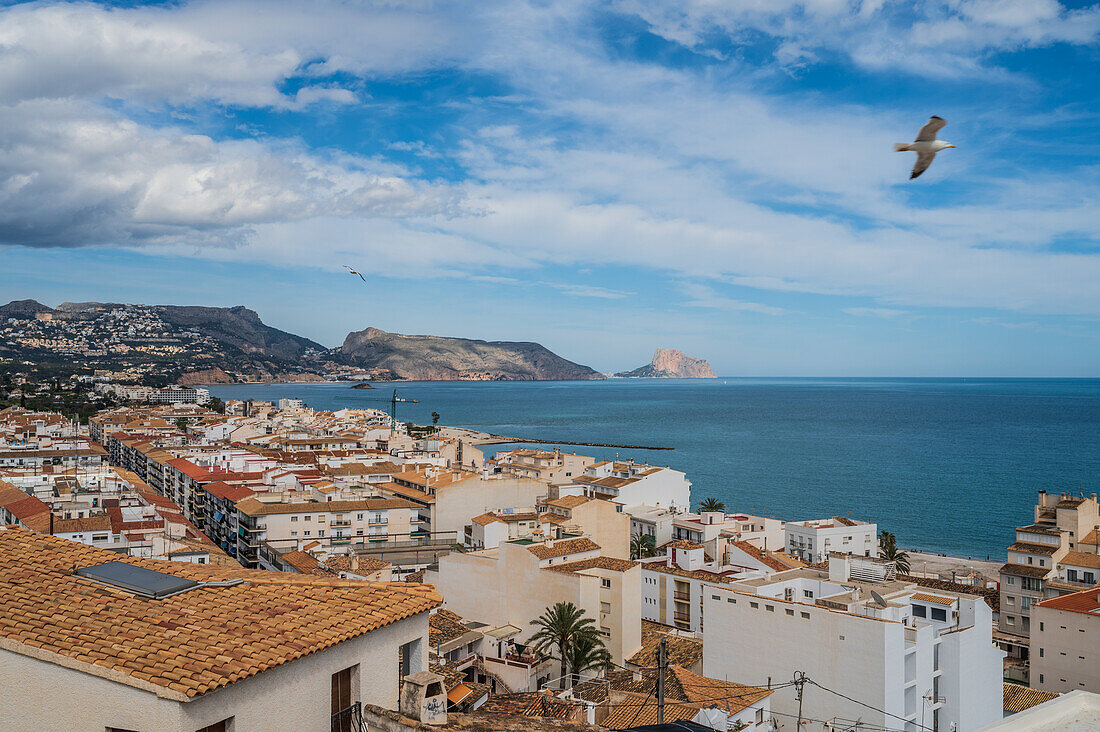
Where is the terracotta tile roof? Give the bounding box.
[50,514,112,533]
[1036,587,1100,615]
[543,557,638,575]
[545,495,590,509]
[629,622,703,670]
[471,512,504,526]
[1059,551,1100,570]
[900,575,999,612]
[1008,541,1059,555]
[430,609,474,646]
[1003,683,1060,713]
[0,528,439,699]
[323,555,391,575]
[730,540,799,572]
[235,496,415,516]
[0,481,50,523]
[662,539,705,551]
[526,537,600,559]
[1081,528,1100,546]
[1000,563,1051,579]
[640,561,734,584]
[377,481,436,504]
[281,550,336,576]
[405,570,426,583]
[204,481,256,502]
[834,516,858,527]
[909,592,957,606]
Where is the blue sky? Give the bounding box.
[0,0,1098,376]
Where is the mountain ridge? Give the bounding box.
[0,300,604,384]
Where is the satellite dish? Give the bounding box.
[870,590,888,607]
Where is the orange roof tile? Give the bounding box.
[0,528,439,700]
[1036,587,1100,615]
[526,537,600,559]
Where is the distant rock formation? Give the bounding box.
[615,348,716,379]
[339,327,605,381]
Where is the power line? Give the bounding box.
[806,677,934,732]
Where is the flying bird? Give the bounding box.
[343,265,366,282]
[895,116,955,180]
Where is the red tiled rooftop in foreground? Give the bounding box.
[1036,587,1100,615]
[0,528,439,700]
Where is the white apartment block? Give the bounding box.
[567,459,691,509]
[237,494,416,562]
[150,386,211,405]
[427,535,642,671]
[1031,587,1100,695]
[277,398,305,409]
[785,516,877,563]
[999,492,1099,673]
[640,542,769,635]
[703,555,1004,732]
[626,504,680,546]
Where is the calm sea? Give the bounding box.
[205,378,1100,559]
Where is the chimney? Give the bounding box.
[400,672,447,725]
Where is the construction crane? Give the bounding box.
[354,389,419,430]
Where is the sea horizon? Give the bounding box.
[206,377,1100,561]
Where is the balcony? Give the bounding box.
[368,518,389,525]
[330,520,352,528]
[673,612,691,625]
[673,591,691,603]
[332,702,364,732]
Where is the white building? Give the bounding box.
[626,504,680,546]
[278,398,306,409]
[150,386,211,405]
[566,459,690,509]
[0,527,438,731]
[785,515,877,563]
[703,554,1004,732]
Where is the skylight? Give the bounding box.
[75,561,199,599]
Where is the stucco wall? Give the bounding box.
[435,477,546,536]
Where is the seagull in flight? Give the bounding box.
[895,116,955,179]
[343,265,366,282]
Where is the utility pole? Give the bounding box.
[793,671,807,727]
[656,637,667,724]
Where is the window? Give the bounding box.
[728,598,736,604]
[1007,616,1015,626]
[291,531,298,537]
[194,720,232,732]
[750,601,759,609]
[1039,648,1044,657]
[712,595,721,601]
[756,709,764,724]
[304,531,311,536]
[1021,597,1033,611]
[801,612,810,619]
[1039,674,1044,684]
[765,605,774,612]
[332,664,359,717]
[357,514,364,520]
[304,515,312,522]
[601,578,611,588]
[786,609,794,616]
[1040,622,1044,631]
[803,590,814,598]
[601,602,611,613]
[290,516,298,522]
[1007,576,1015,585]
[912,604,927,618]
[931,607,947,622]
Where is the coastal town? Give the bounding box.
[0,388,1095,731]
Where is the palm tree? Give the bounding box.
[529,602,605,688]
[564,629,612,687]
[698,497,726,513]
[878,530,912,574]
[631,533,657,560]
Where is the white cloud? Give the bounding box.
[0,100,459,248]
[0,0,1098,322]
[542,283,634,299]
